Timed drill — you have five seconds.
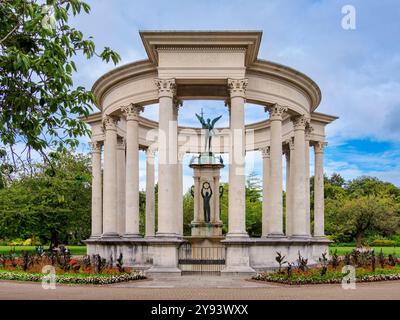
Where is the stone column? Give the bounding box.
[155,78,178,238]
[145,148,156,238]
[314,141,326,237]
[116,137,126,235]
[266,104,287,237]
[222,79,254,276]
[90,141,102,238]
[177,151,185,236]
[261,147,270,237]
[227,78,248,238]
[147,79,182,277]
[102,115,119,238]
[286,138,295,236]
[305,127,313,236]
[123,104,143,238]
[291,115,308,237]
[284,144,290,236]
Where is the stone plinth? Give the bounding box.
[190,153,224,237]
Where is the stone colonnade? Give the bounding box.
[90,78,326,241]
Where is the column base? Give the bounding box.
[225,232,249,239]
[155,232,180,239]
[265,233,285,238]
[289,234,311,240]
[101,232,120,240]
[123,233,142,239]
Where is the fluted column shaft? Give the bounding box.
[227,79,248,238]
[177,152,184,236]
[155,79,178,237]
[145,148,156,237]
[314,142,326,237]
[117,138,126,235]
[91,142,102,238]
[102,116,119,237]
[305,130,312,236]
[261,147,270,237]
[123,105,143,237]
[287,138,295,236]
[266,104,287,237]
[291,115,308,237]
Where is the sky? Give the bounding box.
[69,0,400,191]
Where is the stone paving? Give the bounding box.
[1,276,400,300]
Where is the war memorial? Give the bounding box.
[84,31,337,276]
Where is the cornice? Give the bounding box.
[247,59,322,112]
[91,59,157,109]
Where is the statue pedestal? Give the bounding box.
[190,153,224,237]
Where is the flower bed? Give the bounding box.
[252,249,400,285]
[0,269,146,285]
[253,268,400,285]
[0,249,146,284]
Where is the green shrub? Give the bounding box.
[390,235,400,246]
[8,238,25,246]
[370,239,396,247]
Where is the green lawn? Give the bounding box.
[330,246,400,256]
[0,246,87,256]
[1,245,397,258]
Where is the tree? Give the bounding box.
[245,173,262,236]
[345,176,400,199]
[0,149,91,247]
[327,195,400,247]
[0,0,120,169]
[329,173,345,188]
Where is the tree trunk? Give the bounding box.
[356,232,363,248]
[50,230,59,249]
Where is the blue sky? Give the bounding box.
[70,0,400,191]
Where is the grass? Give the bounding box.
[0,246,87,256]
[329,246,400,256]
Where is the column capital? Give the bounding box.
[123,104,144,121]
[224,99,231,109]
[260,146,271,159]
[227,78,248,99]
[90,141,102,154]
[291,115,309,131]
[266,104,288,121]
[146,147,157,158]
[288,137,295,151]
[283,137,294,158]
[102,115,118,131]
[305,125,314,141]
[314,141,327,154]
[155,78,177,98]
[116,137,125,150]
[173,97,183,115]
